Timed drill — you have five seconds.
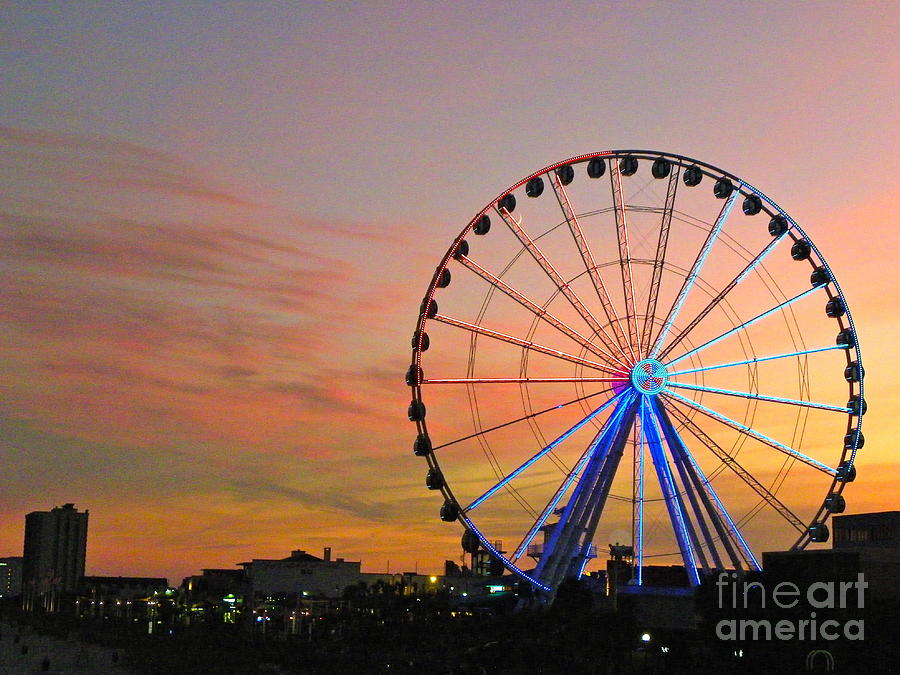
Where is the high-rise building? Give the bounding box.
[22,503,89,611]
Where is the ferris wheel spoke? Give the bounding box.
[512,394,636,561]
[661,391,837,475]
[496,206,628,363]
[657,233,788,362]
[422,376,628,385]
[649,190,739,359]
[549,172,631,358]
[668,344,844,377]
[653,400,761,571]
[666,381,851,413]
[456,254,628,368]
[640,164,681,356]
[664,284,826,369]
[464,389,631,512]
[432,313,626,376]
[661,400,806,533]
[609,159,640,358]
[432,387,615,452]
[640,397,701,585]
[461,516,551,592]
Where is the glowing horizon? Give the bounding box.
[1,2,897,586]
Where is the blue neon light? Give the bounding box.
[636,397,647,586]
[665,284,825,368]
[515,391,633,559]
[630,358,668,395]
[651,191,737,358]
[466,389,628,511]
[514,394,635,559]
[577,554,590,579]
[733,232,787,285]
[462,516,550,591]
[656,405,760,571]
[512,447,593,560]
[668,345,843,377]
[535,392,638,584]
[739,179,863,465]
[642,396,701,586]
[663,390,836,475]
[667,381,851,413]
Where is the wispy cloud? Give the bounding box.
[0,124,184,165]
[1,124,257,207]
[0,125,427,582]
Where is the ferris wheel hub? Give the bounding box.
[630,358,668,395]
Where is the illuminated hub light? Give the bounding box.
[630,359,667,395]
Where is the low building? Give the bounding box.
[241,548,366,599]
[180,568,247,624]
[832,511,900,600]
[76,575,169,620]
[833,511,900,549]
[0,556,23,599]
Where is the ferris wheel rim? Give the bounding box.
[408,149,864,591]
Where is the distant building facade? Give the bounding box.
[833,511,899,549]
[22,503,89,611]
[832,511,900,600]
[0,556,23,599]
[241,549,374,599]
[76,576,169,621]
[181,568,248,624]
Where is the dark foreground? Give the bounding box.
[1,590,894,674]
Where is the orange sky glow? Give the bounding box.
[1,2,898,586]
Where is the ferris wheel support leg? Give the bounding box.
[533,394,639,593]
[662,401,806,534]
[654,400,744,572]
[513,421,613,562]
[650,399,719,571]
[573,415,638,579]
[632,419,646,586]
[642,400,702,586]
[655,400,761,572]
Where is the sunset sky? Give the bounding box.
[1,2,898,586]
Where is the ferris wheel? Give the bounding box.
[407,150,864,596]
